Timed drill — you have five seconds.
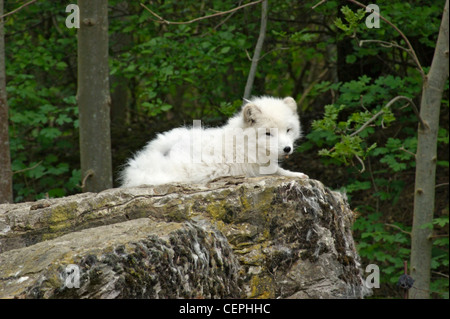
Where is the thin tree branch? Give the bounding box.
[349,109,385,138]
[359,39,407,50]
[432,271,449,279]
[367,157,380,212]
[398,146,416,158]
[349,95,426,138]
[327,95,427,153]
[311,0,425,77]
[257,47,290,61]
[355,154,365,173]
[312,0,327,10]
[359,39,416,61]
[140,0,263,25]
[359,39,424,79]
[298,68,329,109]
[12,161,42,175]
[78,169,94,189]
[211,0,242,31]
[385,96,426,129]
[385,223,412,236]
[0,0,36,19]
[244,49,252,61]
[243,0,268,100]
[429,234,449,239]
[346,0,425,77]
[245,46,290,63]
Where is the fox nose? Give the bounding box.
[283,146,291,153]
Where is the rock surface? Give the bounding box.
[0,176,370,299]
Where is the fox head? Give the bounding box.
[242,96,301,159]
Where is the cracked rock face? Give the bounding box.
[0,176,370,299]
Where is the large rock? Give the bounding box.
[0,176,370,299]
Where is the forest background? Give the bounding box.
[0,0,448,298]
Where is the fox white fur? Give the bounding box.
[120,96,308,187]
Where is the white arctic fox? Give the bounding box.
[120,96,308,187]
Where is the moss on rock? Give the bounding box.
[0,176,370,299]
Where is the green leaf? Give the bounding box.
[437,160,449,167]
[220,46,231,54]
[346,55,357,64]
[39,127,62,139]
[420,222,434,230]
[334,18,349,32]
[386,137,403,149]
[380,154,407,172]
[433,216,449,227]
[47,188,66,198]
[160,104,173,112]
[55,114,73,125]
[346,181,372,193]
[47,163,69,176]
[55,61,67,70]
[27,164,46,179]
[434,237,449,247]
[318,149,331,157]
[45,154,58,164]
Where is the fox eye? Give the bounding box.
[287,128,291,133]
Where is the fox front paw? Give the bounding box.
[277,168,309,179]
[293,172,309,179]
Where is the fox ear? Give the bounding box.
[243,103,261,126]
[283,97,297,111]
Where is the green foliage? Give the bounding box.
[334,5,366,36]
[110,19,252,119]
[355,211,449,298]
[5,2,80,201]
[302,75,418,171]
[299,1,449,298]
[354,213,410,282]
[4,0,448,298]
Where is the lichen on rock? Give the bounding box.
[0,176,370,299]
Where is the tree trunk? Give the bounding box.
[0,0,13,203]
[243,0,268,100]
[77,0,113,192]
[410,0,449,299]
